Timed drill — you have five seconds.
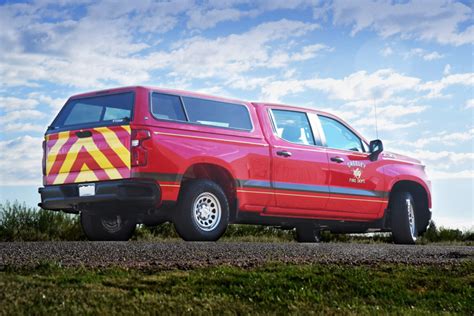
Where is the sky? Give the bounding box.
[0,0,472,229]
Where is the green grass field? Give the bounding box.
[1,201,473,314]
[1,262,472,315]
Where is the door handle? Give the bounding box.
[276,150,292,157]
[330,156,344,163]
[75,130,92,138]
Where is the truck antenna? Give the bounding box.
[373,98,379,139]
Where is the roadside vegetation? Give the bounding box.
[1,261,472,315]
[1,201,472,314]
[1,201,473,244]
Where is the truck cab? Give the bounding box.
[39,86,432,244]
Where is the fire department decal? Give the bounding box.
[347,161,366,184]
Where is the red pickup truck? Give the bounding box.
[39,86,432,244]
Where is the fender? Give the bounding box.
[179,155,238,182]
[387,175,432,208]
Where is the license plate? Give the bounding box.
[79,184,95,197]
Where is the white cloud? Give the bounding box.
[403,48,444,61]
[152,19,319,79]
[377,104,428,118]
[443,64,452,76]
[254,69,437,138]
[2,122,45,132]
[0,94,67,133]
[422,51,444,61]
[308,69,421,102]
[258,0,321,11]
[0,135,43,186]
[0,110,45,124]
[266,44,332,68]
[410,129,474,148]
[0,0,471,93]
[227,76,274,91]
[430,169,474,180]
[352,104,428,132]
[0,8,320,88]
[260,69,421,102]
[331,0,473,46]
[0,0,471,192]
[386,147,474,180]
[380,46,393,57]
[419,73,474,98]
[356,116,418,132]
[0,1,194,88]
[27,93,66,111]
[292,44,333,61]
[0,97,39,111]
[252,68,473,145]
[407,150,474,165]
[186,0,321,30]
[187,8,258,30]
[465,99,474,109]
[316,107,360,122]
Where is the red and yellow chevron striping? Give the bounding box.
[45,125,131,185]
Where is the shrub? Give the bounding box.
[0,200,472,243]
[133,223,295,241]
[423,220,440,242]
[132,223,179,240]
[419,220,473,243]
[0,201,84,241]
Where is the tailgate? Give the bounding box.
[43,91,135,186]
[45,125,131,185]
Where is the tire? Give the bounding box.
[390,191,417,244]
[174,179,229,241]
[295,224,321,243]
[80,212,136,241]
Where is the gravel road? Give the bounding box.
[1,242,472,269]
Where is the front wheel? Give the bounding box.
[174,179,229,241]
[80,212,136,241]
[390,191,417,244]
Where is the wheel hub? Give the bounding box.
[101,216,122,234]
[193,192,221,231]
[197,204,211,220]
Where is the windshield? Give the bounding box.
[49,92,134,131]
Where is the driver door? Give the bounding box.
[318,115,386,215]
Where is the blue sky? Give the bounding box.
[0,0,472,229]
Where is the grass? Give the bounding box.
[0,201,84,241]
[1,201,472,314]
[1,200,473,244]
[0,262,472,315]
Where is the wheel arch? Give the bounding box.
[179,162,237,220]
[388,179,431,233]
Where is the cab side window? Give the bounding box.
[151,93,187,121]
[319,116,363,152]
[272,110,315,145]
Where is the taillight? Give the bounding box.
[131,129,151,167]
[42,140,46,175]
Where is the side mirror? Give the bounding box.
[369,139,383,161]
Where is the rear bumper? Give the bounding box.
[39,179,161,211]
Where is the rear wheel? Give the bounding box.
[80,212,136,241]
[174,179,229,241]
[390,191,417,244]
[295,224,321,243]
